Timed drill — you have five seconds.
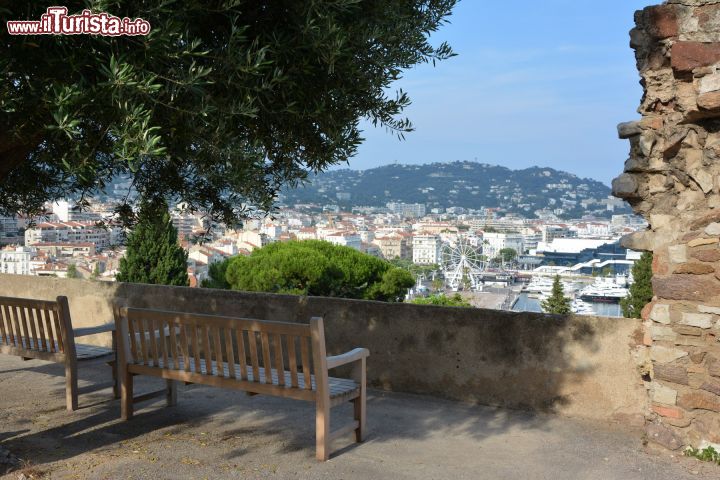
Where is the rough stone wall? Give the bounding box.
[614,0,720,451]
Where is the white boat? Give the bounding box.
[579,278,629,304]
[571,299,595,315]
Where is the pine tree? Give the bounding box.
[621,252,653,318]
[117,201,189,286]
[541,275,571,315]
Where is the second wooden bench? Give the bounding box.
[114,307,368,461]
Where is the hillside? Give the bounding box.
[280,161,629,219]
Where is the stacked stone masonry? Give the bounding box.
[614,0,720,451]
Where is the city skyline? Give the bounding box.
[347,1,652,186]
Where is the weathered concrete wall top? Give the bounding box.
[0,274,646,424]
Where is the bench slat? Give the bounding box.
[224,327,236,379]
[179,324,190,372]
[0,304,9,345]
[248,331,260,382]
[159,319,170,368]
[235,329,247,381]
[52,307,65,353]
[300,336,312,390]
[33,308,47,352]
[169,324,179,370]
[287,335,299,388]
[212,326,223,378]
[44,308,56,353]
[260,332,272,384]
[273,334,285,387]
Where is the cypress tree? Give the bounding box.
[541,275,571,315]
[621,252,653,318]
[117,201,189,286]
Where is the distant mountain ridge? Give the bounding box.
[281,161,629,219]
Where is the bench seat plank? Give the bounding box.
[128,357,359,399]
[1,336,113,361]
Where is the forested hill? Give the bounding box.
[281,161,628,218]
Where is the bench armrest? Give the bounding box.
[73,323,115,337]
[326,348,369,370]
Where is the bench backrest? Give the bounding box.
[0,295,75,362]
[116,307,329,395]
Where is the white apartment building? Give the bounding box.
[323,232,362,251]
[482,232,524,260]
[387,202,426,219]
[412,234,441,265]
[0,246,36,275]
[25,222,113,250]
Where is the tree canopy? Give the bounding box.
[621,252,653,319]
[116,200,189,286]
[0,1,456,225]
[224,240,414,301]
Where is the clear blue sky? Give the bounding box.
[347,0,654,186]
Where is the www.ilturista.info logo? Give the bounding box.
[7,7,150,36]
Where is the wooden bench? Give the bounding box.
[114,307,368,461]
[0,295,116,411]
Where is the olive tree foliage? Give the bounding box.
[0,1,457,225]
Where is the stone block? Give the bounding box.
[650,345,689,363]
[652,382,678,405]
[654,363,690,385]
[650,304,671,325]
[702,380,720,396]
[645,422,683,450]
[691,211,720,231]
[611,174,638,198]
[699,73,720,94]
[617,121,642,139]
[708,356,720,377]
[652,404,684,419]
[678,391,720,412]
[641,302,654,321]
[681,312,715,329]
[668,245,688,264]
[653,275,720,301]
[674,325,703,336]
[691,249,720,262]
[706,223,720,236]
[651,325,676,341]
[698,91,720,110]
[700,305,720,315]
[647,5,679,39]
[673,42,720,74]
[674,263,716,274]
[688,237,720,247]
[690,351,707,364]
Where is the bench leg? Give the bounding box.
[120,367,134,420]
[316,400,330,461]
[111,331,120,399]
[353,395,365,443]
[65,358,78,412]
[352,357,367,442]
[166,379,177,407]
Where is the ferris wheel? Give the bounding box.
[441,236,486,291]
